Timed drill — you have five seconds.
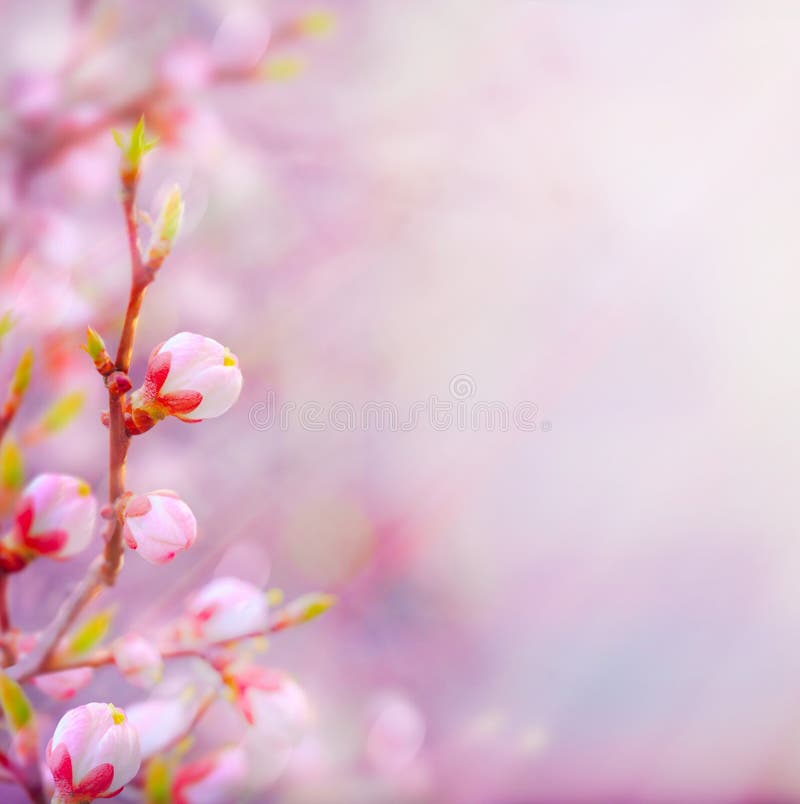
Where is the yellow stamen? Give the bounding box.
[109,704,126,725]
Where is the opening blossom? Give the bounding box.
[129,332,242,433]
[184,577,270,644]
[47,702,141,803]
[0,473,97,570]
[122,490,197,565]
[226,665,309,741]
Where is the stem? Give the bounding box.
[0,573,10,632]
[0,573,12,666]
[4,174,149,681]
[101,191,145,583]
[32,614,299,677]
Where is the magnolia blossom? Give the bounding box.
[172,745,249,804]
[0,474,97,569]
[184,577,269,644]
[129,332,242,432]
[122,490,197,565]
[47,703,140,803]
[111,634,164,688]
[32,668,94,701]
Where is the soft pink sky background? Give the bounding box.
[2,2,800,801]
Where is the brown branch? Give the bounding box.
[4,166,150,682]
[0,574,12,665]
[4,559,104,682]
[100,190,143,584]
[32,612,313,678]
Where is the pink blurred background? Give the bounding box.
[2,1,800,801]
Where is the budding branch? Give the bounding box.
[5,164,150,682]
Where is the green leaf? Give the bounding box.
[10,348,33,396]
[273,592,337,631]
[0,437,24,491]
[296,9,336,37]
[113,116,159,171]
[0,311,15,344]
[41,390,85,434]
[68,609,114,655]
[289,592,336,622]
[144,756,172,804]
[84,326,107,362]
[262,56,305,81]
[0,672,33,731]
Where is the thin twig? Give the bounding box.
[33,613,306,677]
[0,752,46,804]
[0,574,12,666]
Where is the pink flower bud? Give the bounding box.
[158,40,213,91]
[234,667,309,743]
[172,746,249,804]
[33,668,94,701]
[111,634,163,688]
[185,577,269,644]
[126,688,209,760]
[47,703,140,802]
[105,371,132,395]
[2,474,97,565]
[122,491,197,565]
[129,332,242,432]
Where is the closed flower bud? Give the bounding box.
[105,371,132,395]
[84,326,114,375]
[47,702,141,802]
[112,634,164,688]
[112,116,157,188]
[129,333,242,433]
[185,577,269,644]
[126,686,211,760]
[33,668,94,701]
[146,184,184,269]
[122,491,197,566]
[0,474,97,569]
[172,745,249,804]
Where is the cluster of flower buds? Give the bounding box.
[0,116,336,804]
[127,332,242,435]
[47,702,141,802]
[0,473,97,571]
